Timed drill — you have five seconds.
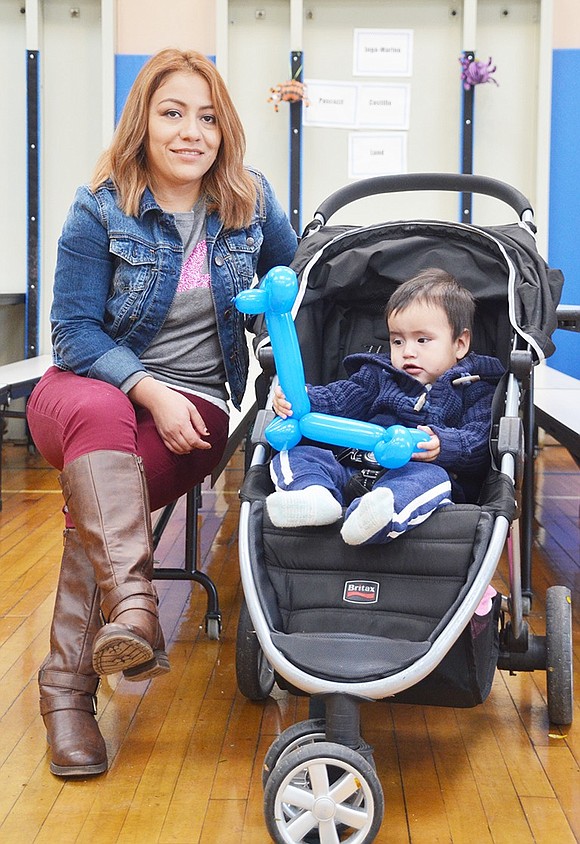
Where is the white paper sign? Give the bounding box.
[303,80,358,128]
[356,84,410,129]
[353,29,413,77]
[348,132,407,179]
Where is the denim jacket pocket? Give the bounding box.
[109,238,158,292]
[106,238,161,337]
[223,224,264,283]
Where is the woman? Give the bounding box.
[27,48,297,777]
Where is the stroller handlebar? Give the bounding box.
[310,172,534,228]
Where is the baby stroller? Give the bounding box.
[235,173,572,843]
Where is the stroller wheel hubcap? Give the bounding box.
[313,796,336,821]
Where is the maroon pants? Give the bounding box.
[27,367,229,526]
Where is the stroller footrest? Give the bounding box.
[270,630,430,682]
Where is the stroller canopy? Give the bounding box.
[290,218,563,383]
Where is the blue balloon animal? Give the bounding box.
[234,266,429,469]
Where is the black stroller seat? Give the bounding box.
[247,483,497,696]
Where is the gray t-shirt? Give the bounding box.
[124,200,228,408]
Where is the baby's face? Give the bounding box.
[388,302,469,385]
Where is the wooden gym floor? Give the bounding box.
[0,437,578,843]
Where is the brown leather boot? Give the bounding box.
[39,528,107,777]
[59,450,169,679]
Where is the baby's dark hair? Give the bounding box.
[386,268,475,340]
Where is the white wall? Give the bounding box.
[227,0,293,220]
[0,0,549,360]
[227,0,543,230]
[470,0,542,225]
[39,0,104,353]
[0,2,27,297]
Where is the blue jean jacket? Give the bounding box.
[50,168,297,409]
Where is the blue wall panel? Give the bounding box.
[115,54,151,124]
[548,49,580,378]
[115,53,217,124]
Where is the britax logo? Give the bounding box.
[343,580,379,604]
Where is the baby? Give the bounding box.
[266,268,505,545]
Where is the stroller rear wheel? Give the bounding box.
[263,741,384,844]
[235,597,275,700]
[546,585,574,725]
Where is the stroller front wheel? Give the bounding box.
[263,741,384,844]
[262,719,327,790]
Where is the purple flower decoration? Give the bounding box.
[460,56,499,90]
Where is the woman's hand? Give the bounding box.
[129,377,211,454]
[411,424,440,462]
[272,385,293,419]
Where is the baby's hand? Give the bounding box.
[411,425,440,462]
[272,385,293,419]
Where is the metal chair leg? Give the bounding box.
[152,485,222,639]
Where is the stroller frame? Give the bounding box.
[236,174,573,844]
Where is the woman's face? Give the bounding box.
[146,70,222,208]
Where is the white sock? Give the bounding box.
[266,485,342,528]
[340,488,395,545]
